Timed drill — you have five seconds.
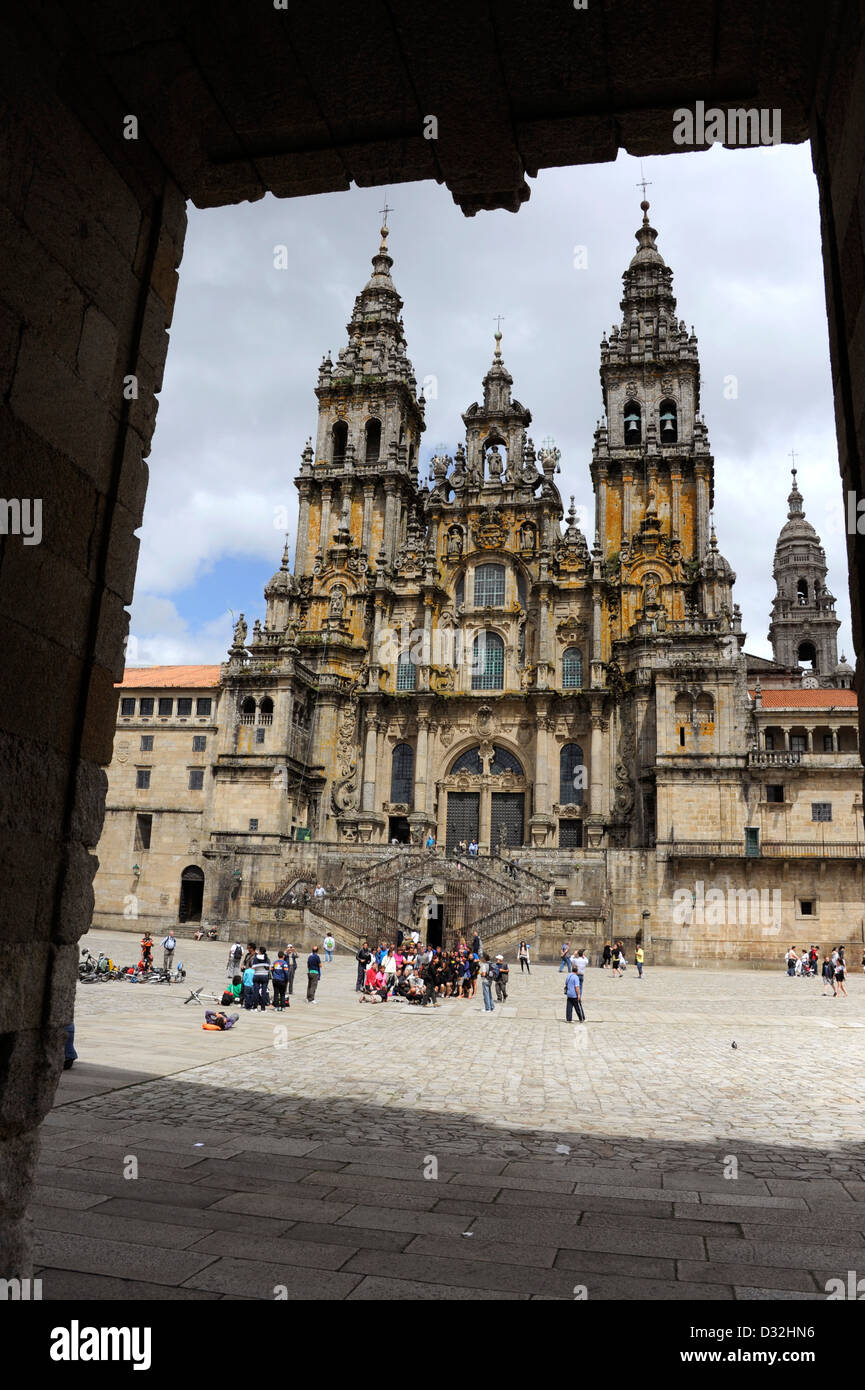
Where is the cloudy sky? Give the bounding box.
[128,140,852,669]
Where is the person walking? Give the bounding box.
[306,946,322,1002]
[323,933,335,964]
[835,951,848,998]
[821,953,836,997]
[785,946,797,976]
[494,955,509,1003]
[480,954,495,1012]
[602,941,612,969]
[227,942,243,979]
[518,940,531,973]
[611,942,621,977]
[558,941,571,972]
[564,965,585,1024]
[636,944,645,979]
[468,838,478,857]
[355,941,372,992]
[161,931,177,973]
[271,951,290,1011]
[251,947,270,1012]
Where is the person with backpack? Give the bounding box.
[228,942,243,979]
[270,951,291,1011]
[161,932,177,972]
[565,965,585,1023]
[558,941,571,972]
[323,933,336,963]
[480,954,496,1012]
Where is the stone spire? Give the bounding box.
[769,467,840,683]
[601,199,698,370]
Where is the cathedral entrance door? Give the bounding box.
[446,792,479,854]
[178,865,205,922]
[490,792,525,851]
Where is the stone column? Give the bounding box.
[590,713,606,818]
[318,485,333,559]
[479,778,491,854]
[806,728,813,752]
[670,468,682,537]
[622,469,633,540]
[537,588,552,688]
[361,710,379,811]
[383,483,397,561]
[695,464,710,559]
[595,464,607,548]
[830,725,840,752]
[783,728,790,751]
[296,483,313,575]
[413,708,431,816]
[362,483,375,553]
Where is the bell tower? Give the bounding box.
[768,469,840,684]
[294,219,426,581]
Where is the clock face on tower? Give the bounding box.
[802,675,819,689]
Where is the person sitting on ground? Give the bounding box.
[230,974,243,1004]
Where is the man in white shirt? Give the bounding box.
[161,932,177,971]
[574,949,587,996]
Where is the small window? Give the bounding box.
[140,735,154,752]
[249,819,259,832]
[158,697,173,717]
[396,652,417,691]
[188,769,205,790]
[679,727,685,747]
[391,743,415,803]
[764,733,775,751]
[744,827,759,857]
[196,698,212,716]
[766,785,784,803]
[823,734,834,752]
[562,647,583,689]
[120,697,135,717]
[135,768,151,790]
[192,735,206,752]
[811,802,832,822]
[139,698,154,717]
[560,744,585,806]
[255,727,266,744]
[455,575,465,608]
[790,735,807,754]
[134,813,152,850]
[800,899,814,916]
[177,698,192,716]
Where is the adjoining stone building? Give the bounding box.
[93,207,864,962]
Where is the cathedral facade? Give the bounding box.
[92,207,864,961]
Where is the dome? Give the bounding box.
[835,653,854,678]
[264,539,295,598]
[703,526,735,581]
[775,469,820,548]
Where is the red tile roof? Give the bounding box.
[749,688,857,709]
[118,665,221,689]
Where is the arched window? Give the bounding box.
[562,646,583,689]
[396,651,417,690]
[240,696,256,725]
[471,631,504,690]
[258,696,274,726]
[560,743,585,806]
[624,400,642,446]
[474,563,505,607]
[364,418,381,464]
[390,743,414,803]
[455,574,465,608]
[516,571,527,608]
[451,747,484,775]
[331,420,347,464]
[695,693,714,732]
[797,578,808,605]
[797,641,816,670]
[490,746,524,775]
[659,398,677,443]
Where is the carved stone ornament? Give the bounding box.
[439,721,454,748]
[556,615,586,644]
[116,741,130,764]
[476,705,494,736]
[475,507,507,550]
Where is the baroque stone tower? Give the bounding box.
[768,469,841,684]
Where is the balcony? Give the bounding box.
[748,751,801,766]
[659,840,863,860]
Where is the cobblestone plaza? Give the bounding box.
[34,934,865,1301]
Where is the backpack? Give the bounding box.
[232,945,243,961]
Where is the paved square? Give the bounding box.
[34,933,865,1300]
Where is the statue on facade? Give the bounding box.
[447,527,463,557]
[329,585,347,620]
[232,613,247,647]
[486,445,504,482]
